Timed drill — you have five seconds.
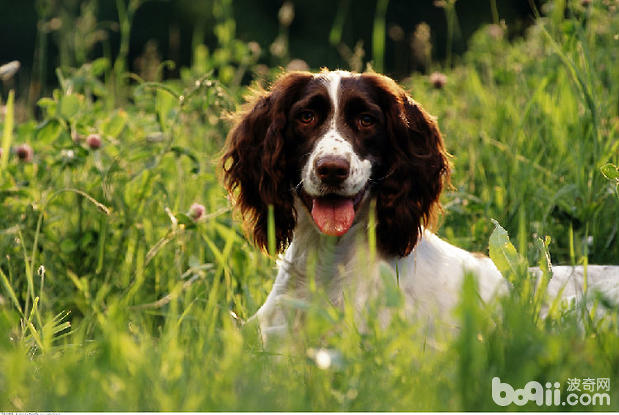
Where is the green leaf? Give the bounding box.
[80,232,94,249]
[60,239,78,254]
[170,146,200,174]
[156,88,178,131]
[89,57,110,76]
[176,213,197,229]
[0,188,30,202]
[59,94,83,121]
[240,316,263,351]
[600,163,619,180]
[488,219,527,285]
[532,236,553,316]
[101,110,128,138]
[37,97,57,117]
[36,119,64,144]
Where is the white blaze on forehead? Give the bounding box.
[315,70,353,129]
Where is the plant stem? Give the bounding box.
[372,0,389,74]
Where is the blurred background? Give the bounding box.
[1,0,540,104]
[1,0,616,268]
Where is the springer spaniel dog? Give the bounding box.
[221,69,619,343]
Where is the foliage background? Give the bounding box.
[1,0,538,92]
[0,0,618,411]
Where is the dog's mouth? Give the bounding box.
[299,187,366,236]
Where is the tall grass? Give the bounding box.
[0,0,617,411]
[0,90,14,170]
[412,3,619,265]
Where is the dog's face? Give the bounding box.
[222,70,450,256]
[288,71,388,237]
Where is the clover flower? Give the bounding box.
[188,203,206,221]
[86,134,102,150]
[429,71,447,89]
[15,144,33,162]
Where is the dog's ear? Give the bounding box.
[221,72,313,253]
[363,74,451,257]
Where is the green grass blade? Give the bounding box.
[267,204,276,256]
[371,0,389,73]
[368,198,377,264]
[0,267,23,315]
[1,89,15,170]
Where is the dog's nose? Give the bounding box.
[315,155,350,185]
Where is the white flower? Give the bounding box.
[307,347,342,370]
[0,60,20,81]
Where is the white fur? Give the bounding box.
[301,135,371,197]
[253,199,507,343]
[317,70,353,123]
[252,203,619,344]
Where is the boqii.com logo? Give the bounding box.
[492,376,611,407]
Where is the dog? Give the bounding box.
[221,69,619,343]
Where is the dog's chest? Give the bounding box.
[281,219,384,306]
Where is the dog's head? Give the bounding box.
[221,70,450,256]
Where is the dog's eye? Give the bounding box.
[358,114,375,128]
[298,110,316,124]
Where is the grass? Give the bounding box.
[0,0,618,411]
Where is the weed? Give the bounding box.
[0,0,617,411]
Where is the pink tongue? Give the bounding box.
[311,197,355,236]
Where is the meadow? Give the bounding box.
[0,0,618,411]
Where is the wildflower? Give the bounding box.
[188,203,206,221]
[307,347,343,370]
[146,132,166,143]
[248,41,261,57]
[270,36,287,58]
[0,60,20,81]
[61,149,76,162]
[429,71,447,89]
[286,59,309,72]
[48,17,62,31]
[15,144,33,162]
[411,23,432,70]
[86,133,102,150]
[254,64,270,78]
[278,2,295,27]
[487,24,505,40]
[388,24,405,42]
[314,349,331,369]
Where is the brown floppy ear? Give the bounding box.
[221,72,313,253]
[365,75,451,257]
